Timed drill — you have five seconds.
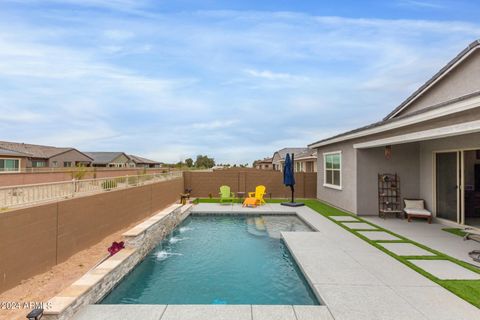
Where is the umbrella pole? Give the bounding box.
[281,153,304,207]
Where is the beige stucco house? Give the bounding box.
[84,152,131,167]
[272,148,308,171]
[0,147,29,172]
[309,40,480,228]
[0,141,93,170]
[253,158,274,170]
[294,149,318,173]
[128,154,162,168]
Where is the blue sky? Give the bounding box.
[1,1,479,164]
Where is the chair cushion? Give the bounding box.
[404,199,425,210]
[404,208,431,216]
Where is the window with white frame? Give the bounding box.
[295,161,304,172]
[0,158,20,172]
[32,160,46,167]
[324,152,341,189]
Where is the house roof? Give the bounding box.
[0,141,92,159]
[295,149,317,160]
[385,40,480,120]
[84,152,128,165]
[0,147,30,157]
[254,158,273,166]
[308,40,480,149]
[256,157,273,163]
[273,148,309,161]
[128,154,161,165]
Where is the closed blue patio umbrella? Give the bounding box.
[281,153,304,207]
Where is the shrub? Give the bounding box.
[71,164,87,180]
[102,180,117,190]
[116,177,127,183]
[128,176,138,185]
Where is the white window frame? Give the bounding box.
[0,158,21,173]
[323,151,342,190]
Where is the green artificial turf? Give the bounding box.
[302,199,480,308]
[442,228,468,237]
[194,198,480,308]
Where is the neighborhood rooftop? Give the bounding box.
[128,154,161,165]
[0,147,30,157]
[84,152,129,165]
[0,140,91,159]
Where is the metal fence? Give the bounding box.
[0,171,183,209]
[3,166,171,173]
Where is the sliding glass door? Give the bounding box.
[436,152,459,223]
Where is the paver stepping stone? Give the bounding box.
[379,243,435,256]
[330,215,360,222]
[409,259,480,280]
[342,222,377,230]
[357,231,400,241]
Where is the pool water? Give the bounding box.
[101,214,319,305]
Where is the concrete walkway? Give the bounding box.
[73,203,480,320]
[288,205,480,320]
[363,216,480,267]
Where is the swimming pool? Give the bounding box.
[101,214,319,305]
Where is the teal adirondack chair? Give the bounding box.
[219,185,236,204]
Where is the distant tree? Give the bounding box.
[71,164,87,180]
[194,155,215,168]
[175,161,185,168]
[185,158,194,167]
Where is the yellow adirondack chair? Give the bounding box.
[248,185,266,205]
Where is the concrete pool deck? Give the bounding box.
[363,216,480,268]
[72,203,479,320]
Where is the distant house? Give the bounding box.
[84,152,131,168]
[272,148,315,172]
[253,158,273,170]
[294,149,318,173]
[0,141,93,170]
[309,40,480,228]
[128,154,162,168]
[0,147,29,172]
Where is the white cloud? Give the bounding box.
[245,69,306,81]
[0,5,479,164]
[396,0,446,9]
[192,120,238,130]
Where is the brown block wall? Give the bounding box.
[184,171,317,199]
[0,177,183,293]
[0,204,58,293]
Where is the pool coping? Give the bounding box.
[43,203,193,320]
[44,203,480,320]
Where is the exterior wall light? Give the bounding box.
[384,145,392,160]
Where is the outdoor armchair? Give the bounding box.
[248,185,267,205]
[219,185,236,204]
